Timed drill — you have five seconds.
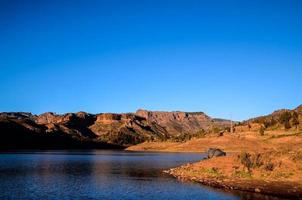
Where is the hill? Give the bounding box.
[0,110,230,149]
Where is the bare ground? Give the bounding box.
[127,130,302,198]
[127,130,302,153]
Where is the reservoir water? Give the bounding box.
[0,151,283,200]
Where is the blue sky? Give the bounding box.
[0,0,301,121]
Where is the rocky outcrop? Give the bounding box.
[0,111,171,149]
[0,113,121,149]
[0,109,232,149]
[90,113,169,145]
[1,105,301,149]
[136,109,231,136]
[206,148,226,158]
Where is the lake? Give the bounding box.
[0,150,283,200]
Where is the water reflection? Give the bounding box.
[0,151,287,200]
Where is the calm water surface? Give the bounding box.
[0,150,284,200]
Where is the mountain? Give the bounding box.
[0,112,122,149]
[0,110,230,149]
[234,105,302,132]
[1,105,301,149]
[136,109,231,136]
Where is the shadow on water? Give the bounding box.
[0,150,289,200]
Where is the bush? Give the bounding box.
[211,127,221,134]
[284,121,291,129]
[259,127,265,136]
[264,162,274,171]
[292,112,299,128]
[195,129,206,138]
[238,152,263,172]
[279,112,292,129]
[239,152,253,171]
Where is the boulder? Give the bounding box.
[207,148,226,159]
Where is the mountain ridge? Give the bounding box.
[0,109,230,149]
[1,105,301,149]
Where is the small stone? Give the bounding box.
[255,188,261,193]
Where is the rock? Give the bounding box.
[255,188,261,193]
[136,109,230,136]
[207,148,226,158]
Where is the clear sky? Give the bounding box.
[0,0,301,121]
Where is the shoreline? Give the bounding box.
[162,150,302,199]
[164,168,302,198]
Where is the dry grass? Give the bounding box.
[169,150,302,181]
[166,150,302,197]
[127,130,302,153]
[130,130,302,197]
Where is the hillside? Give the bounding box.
[127,106,302,198]
[234,105,302,133]
[2,105,301,150]
[0,110,229,149]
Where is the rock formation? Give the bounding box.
[0,109,231,149]
[4,104,301,149]
[136,109,231,136]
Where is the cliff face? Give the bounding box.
[0,109,230,149]
[89,113,169,145]
[0,112,120,149]
[0,111,169,149]
[136,109,231,136]
[1,105,301,149]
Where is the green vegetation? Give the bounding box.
[232,170,252,179]
[274,172,294,179]
[202,167,222,177]
[246,110,301,131]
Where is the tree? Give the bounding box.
[279,111,292,129]
[292,112,299,129]
[259,126,265,136]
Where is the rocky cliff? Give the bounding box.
[0,109,230,149]
[136,109,231,136]
[2,105,301,149]
[0,112,121,149]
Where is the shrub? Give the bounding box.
[238,152,263,172]
[259,126,265,136]
[195,129,206,138]
[232,170,252,179]
[284,121,291,129]
[279,111,292,129]
[239,152,253,171]
[264,162,274,171]
[212,127,221,134]
[292,112,299,128]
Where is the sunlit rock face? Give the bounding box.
[136,109,230,136]
[0,109,233,148]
